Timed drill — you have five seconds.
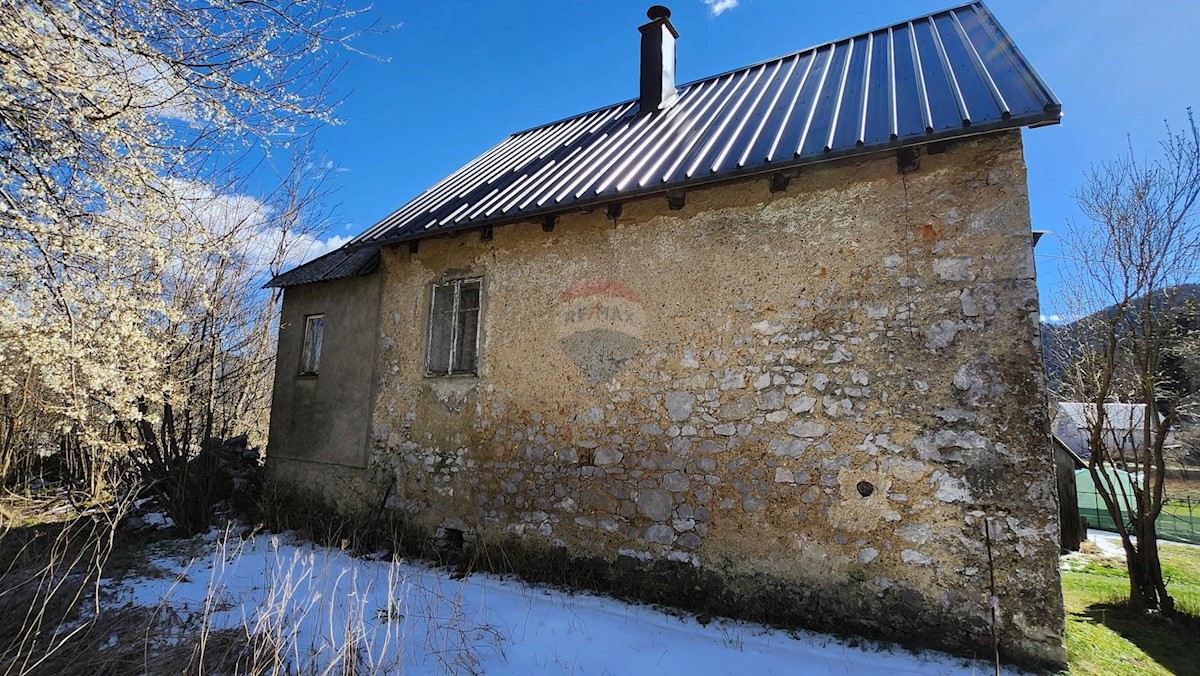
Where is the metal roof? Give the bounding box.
[273,2,1059,286]
[266,245,379,288]
[1055,403,1148,433]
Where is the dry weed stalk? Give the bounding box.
[146,526,506,674]
[0,489,134,674]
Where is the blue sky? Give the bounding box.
[311,1,1200,317]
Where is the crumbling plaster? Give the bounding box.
[271,130,1065,667]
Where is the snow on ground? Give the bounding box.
[1087,529,1129,558]
[109,530,1015,675]
[1063,529,1200,573]
[1086,529,1200,559]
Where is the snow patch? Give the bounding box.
[107,530,1021,674]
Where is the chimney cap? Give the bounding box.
[647,5,671,21]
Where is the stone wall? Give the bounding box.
[272,130,1066,667]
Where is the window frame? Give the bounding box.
[298,313,325,376]
[425,277,482,377]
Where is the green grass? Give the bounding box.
[1162,499,1200,519]
[1062,542,1200,675]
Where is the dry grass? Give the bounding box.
[0,490,251,675]
[1166,476,1200,501]
[1,483,506,675]
[0,490,206,675]
[1,603,251,676]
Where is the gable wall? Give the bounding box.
[273,130,1066,667]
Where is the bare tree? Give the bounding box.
[1052,111,1200,613]
[123,142,339,533]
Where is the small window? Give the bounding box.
[427,278,481,376]
[299,314,324,375]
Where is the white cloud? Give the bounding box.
[90,43,197,123]
[106,177,351,286]
[1040,313,1065,323]
[320,159,349,174]
[294,234,353,264]
[703,0,739,16]
[170,179,272,238]
[158,179,351,270]
[241,228,353,271]
[38,8,198,123]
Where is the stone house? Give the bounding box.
[266,3,1066,668]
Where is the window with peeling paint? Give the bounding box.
[299,314,324,375]
[427,278,481,376]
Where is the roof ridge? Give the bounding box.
[505,1,988,139]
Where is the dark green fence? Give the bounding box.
[1078,491,1200,545]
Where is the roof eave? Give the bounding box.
[264,246,382,289]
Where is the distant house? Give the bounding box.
[265,3,1066,668]
[1051,402,1155,541]
[1052,402,1149,459]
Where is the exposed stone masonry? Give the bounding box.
[270,131,1066,668]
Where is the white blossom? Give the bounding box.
[0,0,360,489]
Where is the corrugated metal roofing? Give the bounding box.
[1056,403,1148,433]
[266,245,379,288]
[273,1,1059,286]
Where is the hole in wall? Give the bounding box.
[856,481,875,498]
[441,527,465,551]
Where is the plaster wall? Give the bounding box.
[267,271,381,482]
[273,131,1066,667]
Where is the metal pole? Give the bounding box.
[985,518,1000,676]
